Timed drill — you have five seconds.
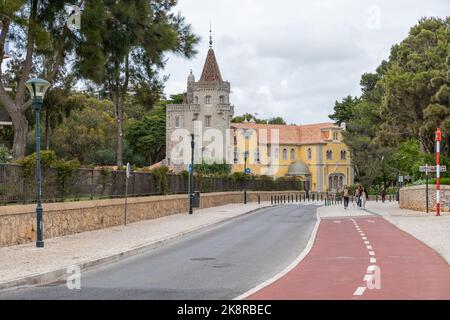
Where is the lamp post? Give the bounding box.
[26,78,50,248]
[244,151,249,204]
[188,133,195,215]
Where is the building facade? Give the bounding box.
[230,122,354,192]
[165,39,354,192]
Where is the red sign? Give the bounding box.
[436,128,442,142]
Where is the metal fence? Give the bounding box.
[0,163,304,205]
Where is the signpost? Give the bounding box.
[436,128,442,216]
[124,163,131,225]
[419,164,447,214]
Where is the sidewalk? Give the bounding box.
[0,202,273,290]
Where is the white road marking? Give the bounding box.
[364,241,370,244]
[366,245,373,250]
[368,251,375,256]
[370,258,377,263]
[353,286,366,296]
[362,237,367,240]
[367,265,376,272]
[363,274,373,281]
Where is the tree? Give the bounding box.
[329,95,360,125]
[232,113,287,125]
[379,17,450,154]
[127,104,166,165]
[77,0,199,166]
[0,0,79,159]
[49,95,117,164]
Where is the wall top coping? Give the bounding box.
[0,191,304,216]
[400,184,450,191]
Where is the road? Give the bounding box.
[249,216,450,300]
[0,204,318,300]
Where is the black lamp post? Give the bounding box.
[188,133,195,215]
[244,151,249,204]
[26,78,50,248]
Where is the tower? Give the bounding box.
[166,31,234,170]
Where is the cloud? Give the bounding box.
[163,0,450,124]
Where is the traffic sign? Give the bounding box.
[398,176,404,183]
[245,168,251,174]
[188,164,193,173]
[126,162,131,179]
[419,165,447,173]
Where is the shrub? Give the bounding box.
[151,165,169,194]
[0,145,12,163]
[16,151,58,177]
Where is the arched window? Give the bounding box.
[341,150,347,160]
[205,95,212,104]
[333,132,339,141]
[175,116,180,128]
[274,148,279,160]
[290,148,295,160]
[194,96,199,104]
[282,148,288,160]
[327,150,333,160]
[219,95,225,103]
[307,148,312,160]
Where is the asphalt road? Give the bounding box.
[0,204,318,300]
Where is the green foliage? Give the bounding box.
[0,145,12,163]
[232,114,287,125]
[194,161,231,176]
[151,166,169,195]
[16,151,58,177]
[54,159,80,197]
[329,95,360,125]
[127,105,166,165]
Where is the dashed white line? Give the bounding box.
[353,286,366,296]
[366,245,373,250]
[368,251,375,256]
[370,257,377,263]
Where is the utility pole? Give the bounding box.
[189,134,195,215]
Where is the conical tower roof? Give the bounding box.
[199,48,223,82]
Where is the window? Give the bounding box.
[341,150,347,160]
[205,115,212,127]
[234,151,239,164]
[256,149,261,163]
[326,150,333,160]
[175,116,181,128]
[282,148,288,160]
[205,95,212,104]
[274,148,279,160]
[307,148,312,160]
[195,96,199,104]
[219,95,225,103]
[333,132,339,141]
[290,148,296,160]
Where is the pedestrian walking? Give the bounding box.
[362,186,368,209]
[381,188,386,203]
[357,185,363,209]
[343,185,349,210]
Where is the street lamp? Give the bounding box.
[243,151,249,204]
[188,133,195,215]
[26,78,50,248]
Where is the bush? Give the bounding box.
[16,151,58,177]
[0,145,12,163]
[151,165,169,194]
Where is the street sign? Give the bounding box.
[126,162,131,179]
[188,164,193,173]
[245,168,251,174]
[419,165,447,173]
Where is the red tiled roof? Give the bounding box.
[200,49,223,82]
[231,122,339,145]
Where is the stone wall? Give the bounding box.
[399,185,450,212]
[0,191,304,248]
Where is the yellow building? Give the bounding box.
[230,122,354,192]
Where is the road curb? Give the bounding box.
[0,204,277,292]
[234,207,322,300]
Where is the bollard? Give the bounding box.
[271,195,273,205]
[258,195,260,204]
[284,195,286,203]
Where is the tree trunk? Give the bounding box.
[10,110,29,159]
[116,99,124,167]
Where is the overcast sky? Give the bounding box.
[163,0,449,125]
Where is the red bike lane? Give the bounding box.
[247,216,450,300]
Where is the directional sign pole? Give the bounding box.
[124,163,131,225]
[436,128,442,216]
[425,164,429,214]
